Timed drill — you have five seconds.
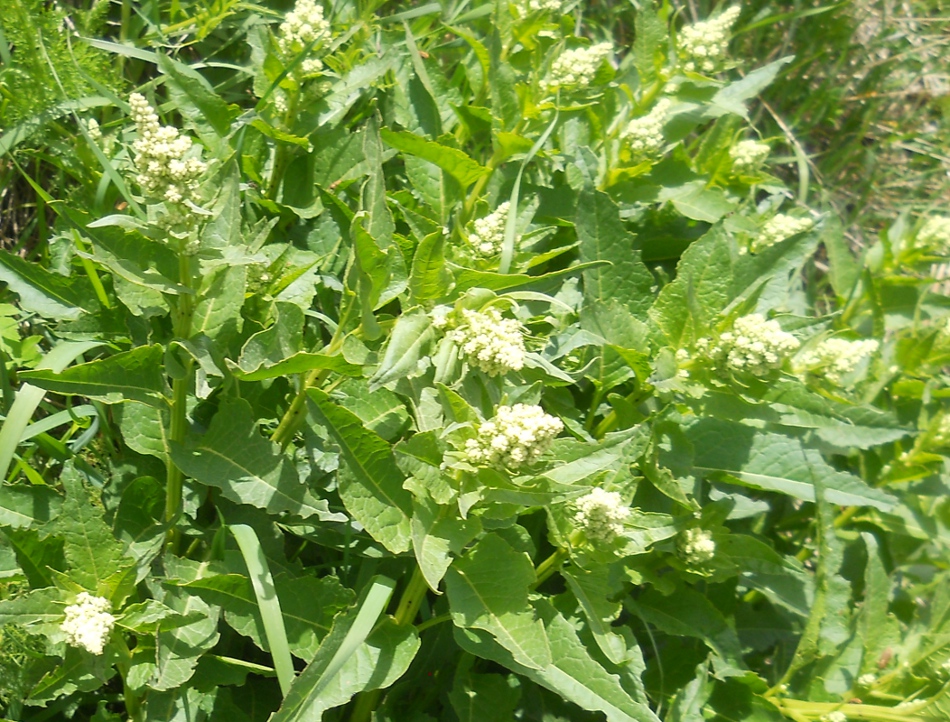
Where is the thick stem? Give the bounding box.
[533,547,569,588]
[348,565,429,722]
[115,635,143,722]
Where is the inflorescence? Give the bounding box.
[919,216,950,252]
[797,337,878,385]
[465,404,563,470]
[525,0,564,12]
[573,488,631,544]
[696,313,800,376]
[468,202,512,257]
[624,99,672,158]
[277,0,331,76]
[731,139,770,174]
[61,592,115,656]
[752,213,814,253]
[546,43,613,91]
[449,308,526,377]
[678,6,741,73]
[679,528,716,565]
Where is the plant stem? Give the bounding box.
[115,635,143,722]
[348,565,430,722]
[533,547,569,588]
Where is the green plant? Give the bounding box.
[0,2,949,722]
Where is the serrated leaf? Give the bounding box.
[381,129,487,188]
[563,566,629,665]
[0,484,62,529]
[0,250,95,319]
[409,231,453,302]
[170,397,340,520]
[369,307,435,390]
[307,389,413,554]
[157,54,232,138]
[411,498,482,591]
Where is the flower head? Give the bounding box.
[465,404,563,470]
[696,313,800,376]
[679,528,716,565]
[525,0,564,11]
[468,202,512,257]
[797,338,878,385]
[623,99,672,158]
[450,308,526,377]
[546,43,613,91]
[679,6,741,73]
[821,713,847,722]
[61,592,115,655]
[574,488,631,544]
[278,0,330,58]
[931,416,950,448]
[919,216,950,251]
[752,213,814,253]
[731,139,770,173]
[129,93,206,212]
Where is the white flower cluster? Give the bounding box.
[85,118,102,141]
[696,313,800,376]
[546,43,613,91]
[61,592,115,655]
[277,0,330,76]
[931,415,950,448]
[129,93,206,207]
[465,404,563,470]
[678,6,741,73]
[752,213,814,253]
[525,0,564,11]
[731,139,770,173]
[820,712,846,722]
[624,99,672,157]
[573,487,631,544]
[798,338,878,384]
[468,202,511,257]
[857,673,876,687]
[450,308,526,376]
[919,216,950,251]
[679,528,716,565]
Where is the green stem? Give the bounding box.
[115,635,143,722]
[415,613,451,633]
[533,547,569,588]
[349,565,430,722]
[774,697,925,722]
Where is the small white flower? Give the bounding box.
[450,308,526,377]
[919,216,950,251]
[129,94,206,214]
[753,213,814,253]
[697,314,800,376]
[545,43,613,91]
[468,202,513,257]
[821,712,847,722]
[465,404,563,470]
[931,416,950,448]
[278,0,330,59]
[85,118,102,141]
[679,528,716,565]
[857,673,876,687]
[525,0,564,11]
[679,7,741,74]
[574,488,631,544]
[61,592,115,656]
[797,338,878,385]
[731,139,769,173]
[623,99,672,158]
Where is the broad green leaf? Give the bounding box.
[563,566,629,665]
[687,418,897,511]
[0,484,62,529]
[0,250,95,319]
[705,57,793,119]
[369,307,435,390]
[192,265,246,345]
[170,397,340,520]
[411,498,482,591]
[409,231,453,302]
[307,389,413,554]
[661,181,737,223]
[718,535,813,618]
[667,662,713,722]
[445,533,551,670]
[335,381,410,442]
[157,54,232,138]
[577,190,655,319]
[451,260,607,294]
[449,669,521,722]
[381,129,487,188]
[21,345,166,408]
[0,586,64,628]
[115,403,170,465]
[633,2,667,86]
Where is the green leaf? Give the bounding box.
[0,484,63,529]
[633,2,668,87]
[577,190,655,318]
[0,586,64,628]
[0,249,96,319]
[449,669,521,722]
[661,181,737,223]
[21,345,167,408]
[451,260,607,294]
[369,307,435,390]
[409,231,453,302]
[822,215,861,299]
[170,397,340,520]
[705,57,793,119]
[381,129,488,188]
[563,566,630,665]
[687,418,897,511]
[193,265,246,345]
[411,498,482,591]
[445,533,552,670]
[307,389,413,554]
[157,54,232,138]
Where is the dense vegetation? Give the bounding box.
[0,1,948,721]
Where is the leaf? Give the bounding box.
[0,484,63,529]
[411,498,482,591]
[192,265,246,345]
[157,54,232,138]
[451,260,607,294]
[381,129,488,188]
[409,231,453,302]
[661,181,737,223]
[170,397,340,520]
[0,586,64,627]
[445,533,552,670]
[563,566,630,665]
[633,2,668,87]
[272,576,420,722]
[0,250,95,319]
[705,57,793,119]
[449,669,521,722]
[307,389,413,554]
[718,535,813,618]
[21,345,167,408]
[369,307,435,390]
[334,381,409,442]
[577,190,655,318]
[686,418,898,511]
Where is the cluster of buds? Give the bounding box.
[129,93,206,209]
[468,202,512,257]
[752,213,814,253]
[730,139,770,174]
[545,43,613,91]
[623,99,672,158]
[525,0,564,11]
[573,488,631,544]
[679,528,716,565]
[277,0,330,76]
[60,592,115,655]
[464,404,563,470]
[918,216,950,252]
[930,415,950,448]
[820,712,846,722]
[678,6,741,73]
[696,313,800,376]
[797,337,878,385]
[448,308,526,377]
